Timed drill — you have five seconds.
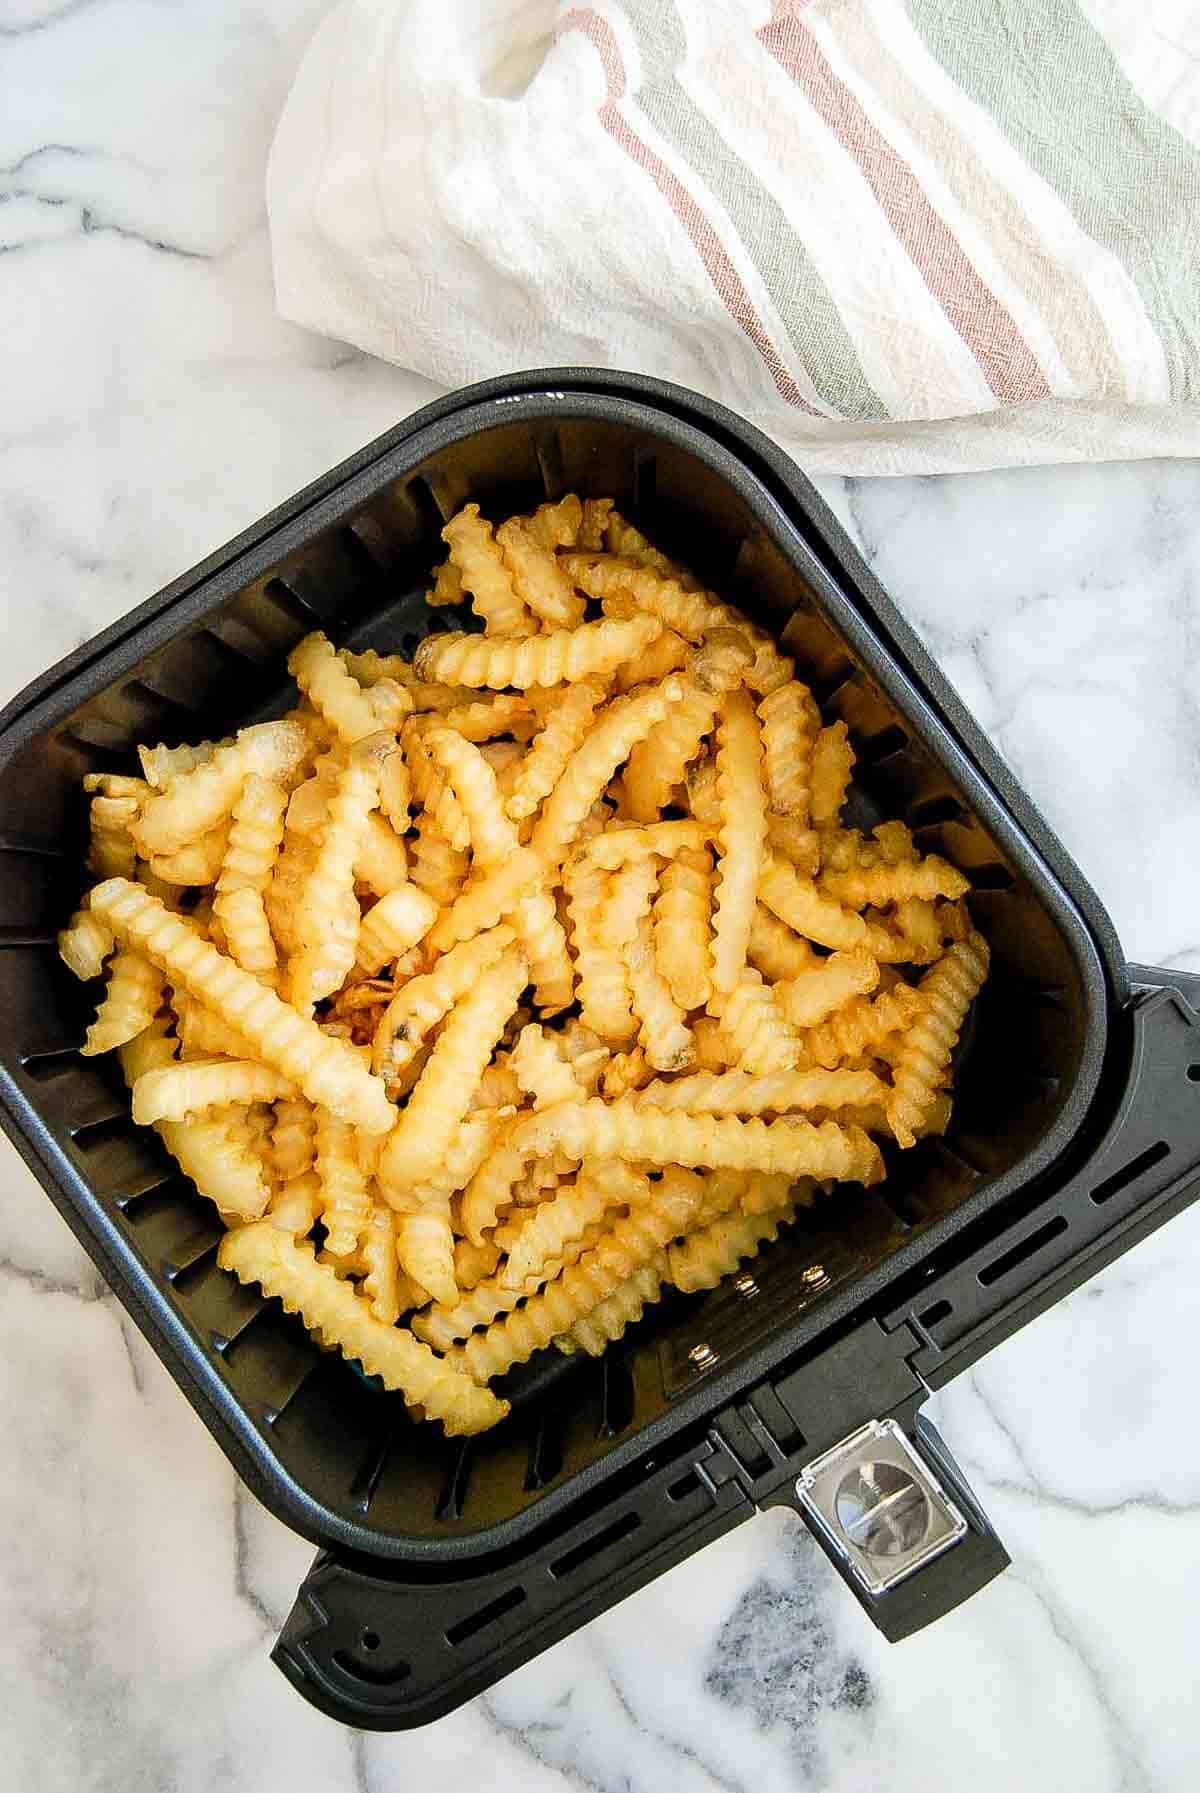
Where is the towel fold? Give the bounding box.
[267,0,1200,473]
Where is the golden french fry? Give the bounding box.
[443,502,536,637]
[133,720,309,859]
[132,1058,298,1125]
[497,518,586,628]
[710,688,768,996]
[81,951,165,1056]
[776,949,879,1029]
[887,934,989,1148]
[355,886,437,976]
[810,721,855,828]
[289,633,411,742]
[58,907,115,982]
[413,615,662,690]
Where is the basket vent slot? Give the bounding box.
[435,1441,474,1522]
[405,474,447,534]
[908,795,967,829]
[444,1584,526,1647]
[550,1509,641,1580]
[919,1298,952,1330]
[21,1047,85,1080]
[978,1215,1068,1288]
[1091,1140,1170,1207]
[596,1355,635,1440]
[667,1469,701,1503]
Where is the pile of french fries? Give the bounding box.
[60,496,989,1436]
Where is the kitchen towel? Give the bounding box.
[267,0,1200,474]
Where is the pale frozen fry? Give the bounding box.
[653,846,712,1012]
[218,1225,508,1434]
[379,950,527,1188]
[443,502,535,637]
[776,949,880,1029]
[497,518,586,628]
[355,886,437,976]
[413,615,662,690]
[710,688,768,996]
[888,934,990,1148]
[81,951,165,1056]
[132,1058,298,1125]
[810,721,855,827]
[89,879,393,1132]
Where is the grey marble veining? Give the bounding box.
[2,2,1199,1788]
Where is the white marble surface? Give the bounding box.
[3,3,1200,1788]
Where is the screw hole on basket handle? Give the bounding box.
[1188,1064,1200,1083]
[360,1629,381,1653]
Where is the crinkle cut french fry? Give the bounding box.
[710,688,767,997]
[712,967,802,1076]
[443,502,535,637]
[820,855,970,909]
[497,518,586,628]
[625,912,694,1073]
[81,950,165,1056]
[635,1065,888,1116]
[380,950,528,1189]
[575,819,709,872]
[425,728,573,1007]
[559,555,793,694]
[505,680,605,823]
[268,1171,322,1236]
[613,628,692,691]
[653,846,712,1011]
[511,1023,580,1110]
[139,738,225,789]
[758,680,820,820]
[501,1158,651,1290]
[667,1200,799,1294]
[218,1225,508,1434]
[802,981,924,1071]
[88,795,140,879]
[289,748,382,1010]
[148,822,231,888]
[450,1176,704,1383]
[623,678,720,822]
[413,1216,610,1350]
[810,720,855,828]
[408,813,469,907]
[428,558,465,608]
[691,1015,733,1072]
[528,492,584,551]
[58,907,115,982]
[132,1058,298,1125]
[748,903,815,983]
[600,1046,653,1098]
[888,934,990,1148]
[395,1213,457,1310]
[529,678,684,873]
[567,1261,667,1356]
[355,886,437,976]
[564,856,637,1045]
[315,1107,373,1258]
[288,633,411,742]
[513,1098,883,1183]
[89,880,393,1132]
[359,1202,402,1324]
[133,720,309,859]
[214,774,288,973]
[413,615,663,691]
[357,811,410,897]
[372,924,516,1080]
[172,988,258,1060]
[776,949,879,1029]
[270,1097,316,1183]
[757,856,869,952]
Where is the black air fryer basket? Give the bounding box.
[2,370,1198,1729]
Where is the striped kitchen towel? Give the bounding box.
[267,0,1200,473]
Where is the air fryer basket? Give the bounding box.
[1,370,1198,1730]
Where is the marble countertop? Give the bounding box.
[3,4,1200,1789]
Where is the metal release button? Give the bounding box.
[795,1418,967,1596]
